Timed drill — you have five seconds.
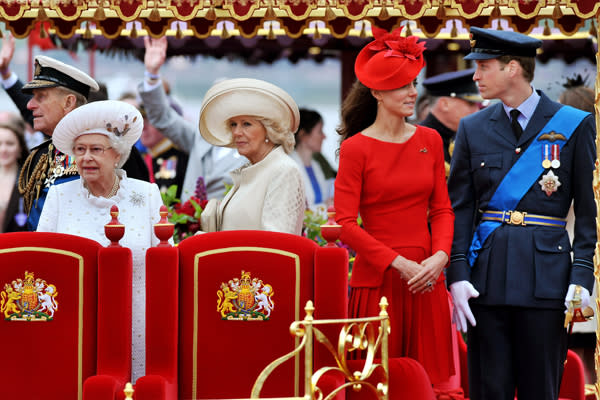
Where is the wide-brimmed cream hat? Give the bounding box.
[199,78,300,147]
[53,100,143,165]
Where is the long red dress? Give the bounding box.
[334,127,455,384]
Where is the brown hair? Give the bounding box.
[559,86,595,114]
[336,80,377,145]
[0,117,29,165]
[498,55,536,82]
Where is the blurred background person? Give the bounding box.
[0,115,28,232]
[199,78,305,235]
[138,102,189,198]
[335,27,455,390]
[37,100,165,383]
[558,73,596,384]
[414,92,432,123]
[420,68,483,176]
[291,108,335,209]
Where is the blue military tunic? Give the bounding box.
[447,91,596,310]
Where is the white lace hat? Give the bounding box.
[199,78,300,147]
[53,100,143,164]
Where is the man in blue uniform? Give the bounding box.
[447,27,596,399]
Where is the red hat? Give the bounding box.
[355,26,426,90]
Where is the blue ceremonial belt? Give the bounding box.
[480,211,566,228]
[466,105,588,267]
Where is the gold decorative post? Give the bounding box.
[595,12,600,400]
[123,382,134,399]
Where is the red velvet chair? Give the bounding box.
[133,245,179,400]
[172,230,348,399]
[83,244,133,400]
[0,232,130,400]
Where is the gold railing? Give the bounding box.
[123,297,391,400]
[251,297,390,400]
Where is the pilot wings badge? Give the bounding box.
[216,270,274,321]
[1,271,58,321]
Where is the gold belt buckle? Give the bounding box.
[508,211,526,226]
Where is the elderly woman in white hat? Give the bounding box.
[199,78,305,234]
[36,100,165,382]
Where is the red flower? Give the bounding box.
[368,26,426,61]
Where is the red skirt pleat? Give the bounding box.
[349,258,455,384]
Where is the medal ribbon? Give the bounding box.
[467,105,589,267]
[552,144,560,166]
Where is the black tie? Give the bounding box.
[510,109,523,140]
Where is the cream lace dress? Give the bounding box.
[37,170,164,382]
[201,146,306,235]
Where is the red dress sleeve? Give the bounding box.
[334,136,398,282]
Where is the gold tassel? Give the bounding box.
[405,22,412,37]
[359,22,367,38]
[93,5,106,21]
[265,5,276,19]
[552,4,563,19]
[450,19,457,38]
[543,19,551,36]
[83,21,93,39]
[175,23,183,39]
[39,23,48,39]
[314,25,321,39]
[589,20,597,37]
[205,6,217,21]
[38,6,49,21]
[379,6,390,20]
[267,22,276,40]
[149,5,161,22]
[490,4,501,18]
[436,5,445,19]
[130,22,138,39]
[325,4,336,21]
[221,22,230,39]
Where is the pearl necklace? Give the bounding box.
[85,174,120,198]
[106,175,120,198]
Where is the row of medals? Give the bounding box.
[539,143,560,196]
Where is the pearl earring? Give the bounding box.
[265,138,269,143]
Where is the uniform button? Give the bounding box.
[480,161,485,167]
[558,245,563,250]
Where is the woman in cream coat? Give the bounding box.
[200,78,306,235]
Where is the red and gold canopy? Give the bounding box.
[1,1,597,40]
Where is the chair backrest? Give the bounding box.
[0,232,101,400]
[177,230,348,399]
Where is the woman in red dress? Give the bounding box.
[334,26,455,386]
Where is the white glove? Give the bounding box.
[564,284,591,311]
[450,280,480,333]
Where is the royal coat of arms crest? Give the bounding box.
[1,271,58,321]
[216,270,274,320]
